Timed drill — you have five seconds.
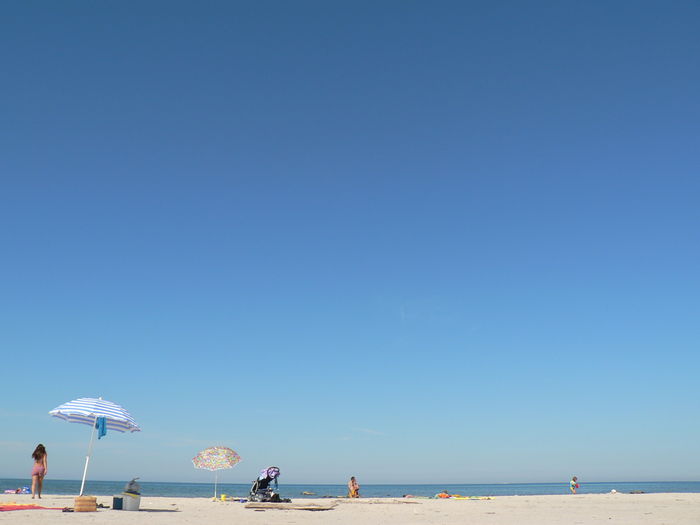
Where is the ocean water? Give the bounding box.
[2,479,699,498]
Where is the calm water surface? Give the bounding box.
[3,479,699,498]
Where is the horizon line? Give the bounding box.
[3,478,698,485]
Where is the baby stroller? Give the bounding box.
[249,466,281,502]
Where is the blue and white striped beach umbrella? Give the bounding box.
[49,397,141,433]
[49,397,141,495]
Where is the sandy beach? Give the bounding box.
[2,493,699,524]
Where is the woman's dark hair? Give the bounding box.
[32,444,46,461]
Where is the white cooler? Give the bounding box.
[122,492,141,511]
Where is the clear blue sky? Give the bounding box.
[2,1,698,485]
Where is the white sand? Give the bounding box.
[2,493,699,524]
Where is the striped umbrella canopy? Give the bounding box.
[49,397,141,433]
[193,446,241,498]
[49,397,140,495]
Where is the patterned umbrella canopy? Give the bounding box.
[192,446,241,471]
[192,446,241,498]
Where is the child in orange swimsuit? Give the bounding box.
[348,476,360,498]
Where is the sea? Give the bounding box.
[2,479,699,498]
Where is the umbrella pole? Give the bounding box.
[214,471,218,499]
[79,416,98,496]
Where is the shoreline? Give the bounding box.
[3,478,699,499]
[2,492,699,524]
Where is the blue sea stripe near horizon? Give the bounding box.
[48,397,141,432]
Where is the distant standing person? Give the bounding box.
[570,476,579,494]
[348,476,360,498]
[31,444,48,499]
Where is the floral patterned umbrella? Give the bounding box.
[192,446,241,498]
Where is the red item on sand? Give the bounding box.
[0,504,63,511]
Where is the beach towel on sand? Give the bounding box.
[0,504,63,511]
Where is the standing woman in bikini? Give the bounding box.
[31,444,48,499]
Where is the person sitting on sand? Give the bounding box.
[570,476,579,494]
[348,476,360,498]
[436,490,451,499]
